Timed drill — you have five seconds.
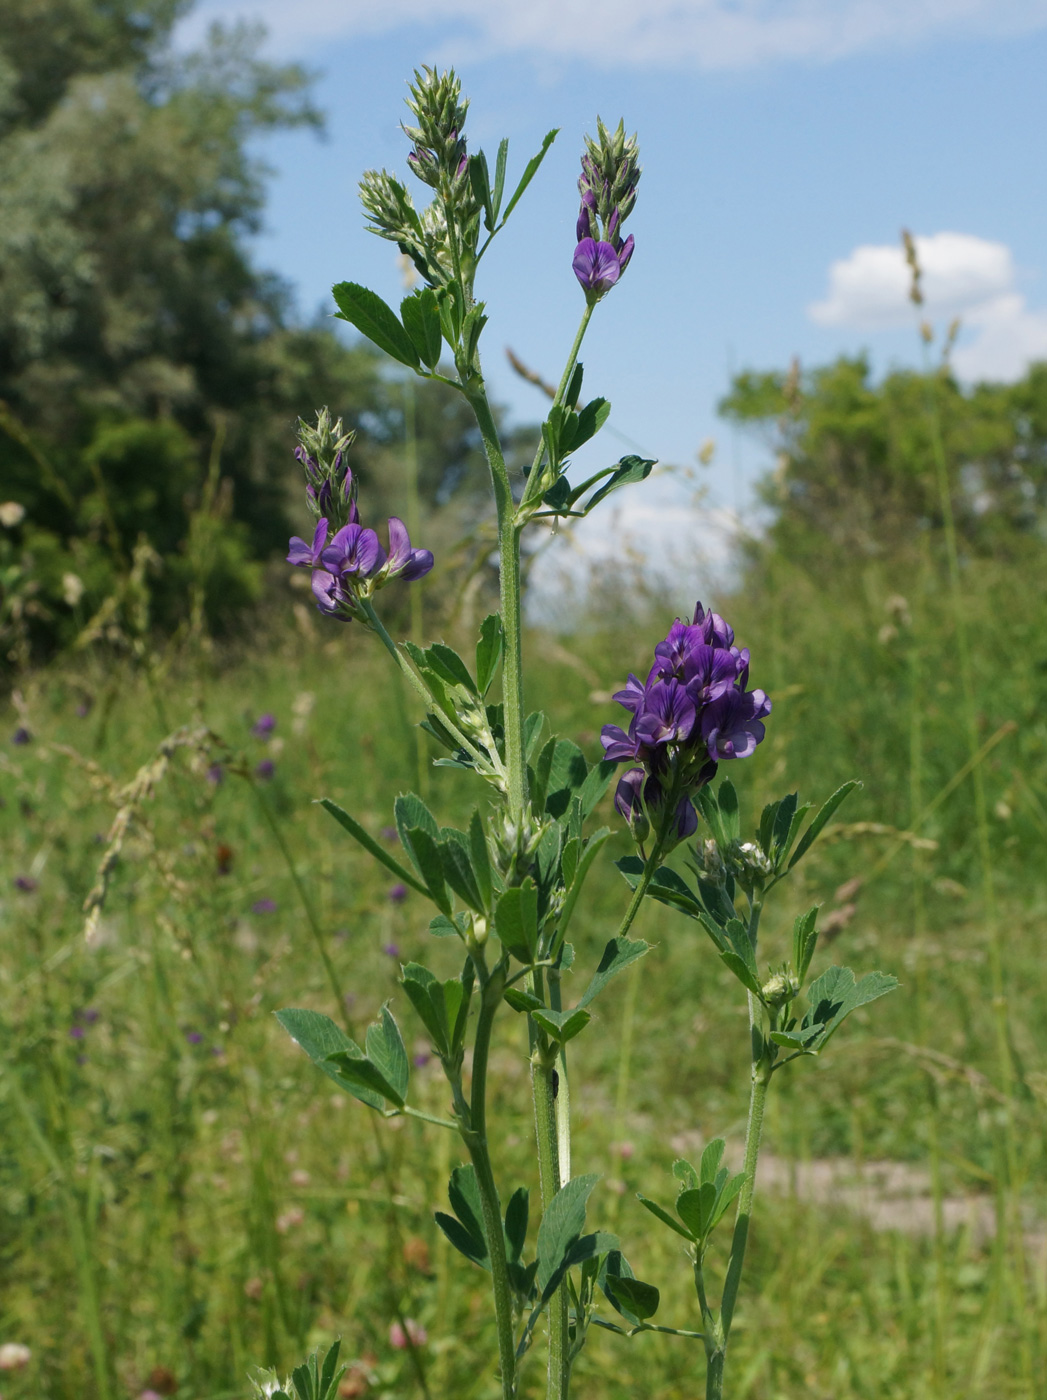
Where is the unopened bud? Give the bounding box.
[761,970,800,1007]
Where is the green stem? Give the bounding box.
[464,965,518,1400]
[528,998,569,1400]
[705,901,768,1400]
[467,389,528,817]
[521,305,595,511]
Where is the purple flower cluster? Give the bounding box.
[288,412,433,622]
[573,118,640,302]
[602,602,771,844]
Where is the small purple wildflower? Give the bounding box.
[69,1026,85,1041]
[383,517,434,582]
[80,1008,100,1024]
[603,600,770,848]
[383,942,400,958]
[573,237,631,301]
[12,726,31,746]
[255,759,275,781]
[206,763,224,786]
[413,1051,431,1068]
[185,1030,204,1045]
[251,713,277,738]
[13,875,37,892]
[387,883,408,904]
[251,898,278,914]
[380,826,398,842]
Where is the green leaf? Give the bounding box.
[615,855,645,889]
[582,455,656,513]
[502,128,559,223]
[769,1024,825,1050]
[542,739,590,819]
[636,1192,693,1241]
[448,1164,487,1246]
[394,793,440,865]
[439,828,484,912]
[475,614,504,695]
[400,288,443,369]
[468,810,494,912]
[648,866,705,919]
[718,779,740,841]
[770,792,798,863]
[676,1183,718,1238]
[577,759,617,816]
[578,935,650,1009]
[504,1187,529,1262]
[318,1340,344,1400]
[565,397,610,454]
[323,1047,403,1108]
[524,711,546,760]
[332,282,420,369]
[530,1005,591,1045]
[428,912,468,938]
[494,880,539,961]
[758,799,781,859]
[605,1274,660,1321]
[788,780,861,869]
[468,150,495,230]
[673,1158,699,1191]
[491,138,509,220]
[793,906,820,981]
[364,1005,409,1106]
[318,799,427,895]
[274,1009,383,1110]
[565,361,584,410]
[424,642,478,696]
[804,966,899,1047]
[536,1172,598,1297]
[407,826,452,915]
[542,475,573,512]
[401,963,463,1057]
[435,1210,488,1268]
[699,1138,726,1187]
[504,986,543,1014]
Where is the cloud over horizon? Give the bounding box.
[809,232,1047,382]
[180,0,1047,68]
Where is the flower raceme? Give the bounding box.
[287,413,433,622]
[602,602,771,843]
[573,118,641,303]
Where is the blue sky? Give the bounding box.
[177,1,1047,584]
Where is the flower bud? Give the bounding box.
[760,970,800,1007]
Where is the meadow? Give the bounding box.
[2,548,1045,1400]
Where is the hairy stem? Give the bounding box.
[464,965,518,1400]
[705,900,768,1400]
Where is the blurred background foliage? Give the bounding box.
[0,0,531,669]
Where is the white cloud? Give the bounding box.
[180,0,1047,67]
[809,232,1015,329]
[809,231,1047,382]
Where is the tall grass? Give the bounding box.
[0,553,1044,1398]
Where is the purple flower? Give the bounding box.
[611,673,648,714]
[185,1030,203,1045]
[383,518,434,582]
[387,883,407,904]
[69,1026,85,1041]
[251,713,276,738]
[206,763,224,786]
[13,875,37,892]
[413,1051,431,1068]
[692,601,735,650]
[614,768,649,841]
[573,238,632,302]
[701,688,772,761]
[321,523,386,579]
[310,569,354,619]
[255,759,275,781]
[80,1008,100,1024]
[287,518,329,568]
[252,898,278,914]
[12,726,31,746]
[380,826,398,842]
[383,941,400,957]
[633,680,696,748]
[601,716,645,763]
[681,645,742,704]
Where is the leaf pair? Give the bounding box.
[401,961,473,1060]
[395,794,495,918]
[276,1006,408,1111]
[435,1169,538,1302]
[541,454,655,518]
[502,935,649,1046]
[638,1140,746,1251]
[769,965,898,1056]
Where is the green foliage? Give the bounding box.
[721,355,1047,573]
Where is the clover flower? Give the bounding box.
[573,118,640,303]
[288,413,433,624]
[602,600,770,845]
